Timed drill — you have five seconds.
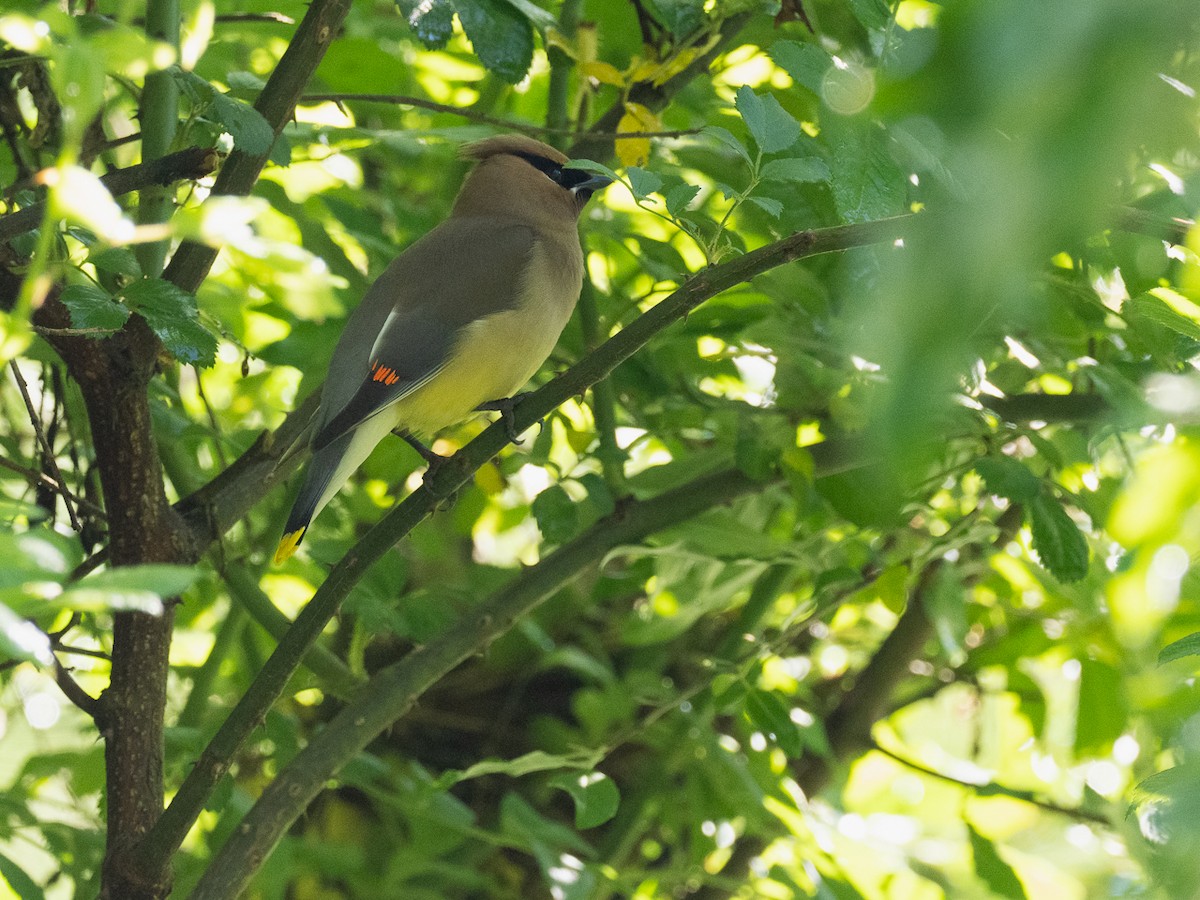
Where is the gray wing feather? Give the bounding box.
[312,218,535,449]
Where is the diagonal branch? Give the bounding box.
[134,213,910,882]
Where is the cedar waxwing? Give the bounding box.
[274,135,611,563]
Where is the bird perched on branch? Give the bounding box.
[274,135,611,563]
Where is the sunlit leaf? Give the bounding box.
[122,279,218,366]
[61,284,130,332]
[456,0,534,83]
[549,771,620,828]
[1029,494,1089,582]
[968,825,1027,900]
[735,86,800,154]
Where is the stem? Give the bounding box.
[545,0,584,140]
[135,0,180,278]
[576,269,626,490]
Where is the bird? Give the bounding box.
[274,135,611,564]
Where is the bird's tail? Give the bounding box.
[274,433,351,564]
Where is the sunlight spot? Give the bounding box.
[24,690,60,729]
[1114,734,1140,765]
[1086,761,1122,796]
[1061,658,1081,680]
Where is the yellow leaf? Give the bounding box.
[475,462,505,495]
[616,102,662,167]
[652,48,700,86]
[629,55,662,83]
[581,60,625,86]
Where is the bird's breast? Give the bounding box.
[390,238,583,436]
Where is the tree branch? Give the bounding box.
[134,214,911,882]
[0,147,219,244]
[186,465,767,898]
[161,0,354,295]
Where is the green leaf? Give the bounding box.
[80,564,200,597]
[640,0,705,36]
[87,246,143,278]
[567,159,621,183]
[395,0,455,47]
[0,601,52,665]
[745,688,803,757]
[1029,494,1090,582]
[501,0,557,32]
[500,793,592,854]
[771,40,830,95]
[1160,632,1200,665]
[0,849,46,900]
[975,457,1041,502]
[760,157,831,183]
[532,484,578,544]
[926,565,968,662]
[436,749,604,788]
[456,0,534,83]
[1075,659,1127,753]
[748,196,783,218]
[703,125,754,166]
[1125,293,1200,342]
[664,182,700,216]
[735,86,800,154]
[968,825,1027,900]
[60,283,130,332]
[825,118,906,223]
[549,771,620,829]
[626,166,664,199]
[847,0,890,30]
[122,278,218,367]
[175,69,274,154]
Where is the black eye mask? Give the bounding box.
[513,151,603,194]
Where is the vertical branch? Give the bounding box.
[136,0,180,277]
[546,0,584,140]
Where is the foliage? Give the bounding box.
[0,0,1199,897]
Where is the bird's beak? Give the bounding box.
[572,174,613,200]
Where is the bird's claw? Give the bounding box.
[477,394,527,444]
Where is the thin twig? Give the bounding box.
[0,454,105,518]
[214,12,295,24]
[54,658,102,719]
[54,644,113,662]
[8,362,81,530]
[871,741,1110,825]
[298,93,701,139]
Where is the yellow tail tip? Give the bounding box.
[274,529,305,565]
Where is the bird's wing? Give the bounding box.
[311,219,536,451]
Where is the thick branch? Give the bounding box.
[162,0,353,294]
[135,215,910,880]
[0,147,219,244]
[187,466,765,898]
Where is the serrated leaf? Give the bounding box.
[735,86,800,154]
[1159,632,1200,665]
[975,457,1041,502]
[532,484,578,544]
[760,156,831,183]
[641,0,705,36]
[396,0,455,47]
[175,69,273,154]
[60,284,130,332]
[502,0,557,32]
[968,826,1027,900]
[1126,292,1200,342]
[626,166,663,199]
[1029,494,1089,582]
[122,278,218,366]
[567,158,621,183]
[848,0,890,30]
[826,118,906,223]
[549,771,620,829]
[771,40,830,94]
[703,125,753,166]
[87,246,143,278]
[748,196,783,218]
[457,0,534,83]
[664,182,700,216]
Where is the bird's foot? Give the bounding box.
[477,393,528,443]
[395,430,447,467]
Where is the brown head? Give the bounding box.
[451,135,611,228]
